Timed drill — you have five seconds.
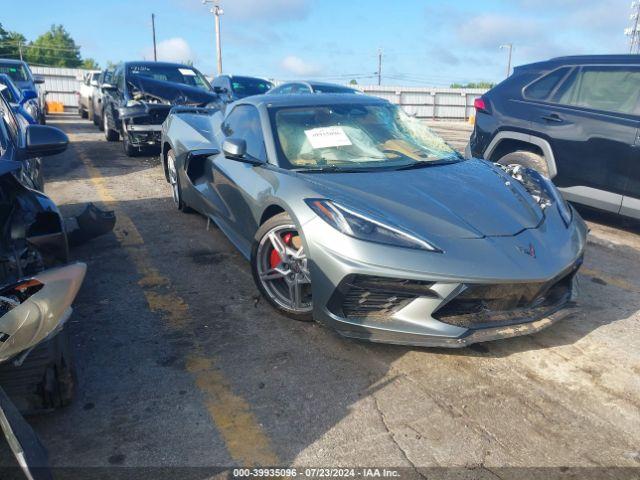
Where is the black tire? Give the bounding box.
[0,327,76,414]
[39,112,46,125]
[166,149,193,213]
[103,110,119,141]
[92,104,99,125]
[96,108,104,130]
[122,126,138,157]
[79,107,88,119]
[251,212,313,322]
[496,151,549,177]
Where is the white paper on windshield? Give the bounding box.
[179,68,196,76]
[304,126,352,149]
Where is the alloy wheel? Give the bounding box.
[167,153,180,207]
[256,224,312,314]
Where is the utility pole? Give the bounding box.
[500,43,513,78]
[203,0,224,74]
[626,1,640,53]
[377,48,382,86]
[151,13,157,61]
[18,40,23,61]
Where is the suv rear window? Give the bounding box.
[553,66,640,115]
[524,67,570,101]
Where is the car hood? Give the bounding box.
[297,159,544,240]
[128,75,217,106]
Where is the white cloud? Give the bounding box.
[280,55,320,76]
[143,37,195,63]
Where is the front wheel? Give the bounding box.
[496,151,549,177]
[122,124,138,157]
[251,213,313,321]
[103,110,119,141]
[167,150,192,212]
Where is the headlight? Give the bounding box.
[24,101,37,117]
[504,164,572,226]
[305,199,441,252]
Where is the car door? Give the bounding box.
[527,65,640,213]
[209,104,271,256]
[0,98,41,190]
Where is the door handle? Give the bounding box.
[541,113,563,123]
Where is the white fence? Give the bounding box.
[31,66,86,110]
[357,85,487,120]
[30,66,489,120]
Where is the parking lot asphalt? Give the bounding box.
[8,116,640,473]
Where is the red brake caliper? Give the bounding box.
[270,233,293,269]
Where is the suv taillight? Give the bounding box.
[474,97,489,114]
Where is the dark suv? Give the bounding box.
[101,61,217,156]
[468,55,640,219]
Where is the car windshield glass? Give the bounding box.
[312,85,357,94]
[231,77,273,97]
[0,64,29,83]
[271,103,459,170]
[127,64,211,91]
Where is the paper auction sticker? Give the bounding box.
[179,68,197,76]
[304,126,352,149]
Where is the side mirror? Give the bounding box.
[33,76,45,85]
[222,138,246,158]
[25,125,68,158]
[90,80,99,87]
[101,83,116,91]
[213,86,228,94]
[20,89,38,103]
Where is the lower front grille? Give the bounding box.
[331,275,436,319]
[433,271,576,329]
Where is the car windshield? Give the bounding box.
[231,77,273,97]
[271,103,459,171]
[0,63,29,83]
[127,64,211,91]
[312,84,358,94]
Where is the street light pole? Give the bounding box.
[500,43,513,78]
[203,1,224,74]
[151,13,157,61]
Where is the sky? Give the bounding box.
[0,0,632,86]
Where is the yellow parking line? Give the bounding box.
[75,147,279,466]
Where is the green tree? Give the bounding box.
[25,25,81,67]
[349,79,358,85]
[81,58,100,70]
[0,24,27,60]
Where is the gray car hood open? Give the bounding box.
[298,159,544,240]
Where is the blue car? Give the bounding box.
[0,59,46,124]
[0,74,37,124]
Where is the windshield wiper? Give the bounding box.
[395,155,461,171]
[292,165,364,173]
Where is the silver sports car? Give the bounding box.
[160,94,587,347]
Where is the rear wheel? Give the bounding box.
[103,110,119,141]
[79,107,88,119]
[496,151,549,177]
[251,213,313,321]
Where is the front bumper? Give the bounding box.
[119,104,171,147]
[304,213,587,348]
